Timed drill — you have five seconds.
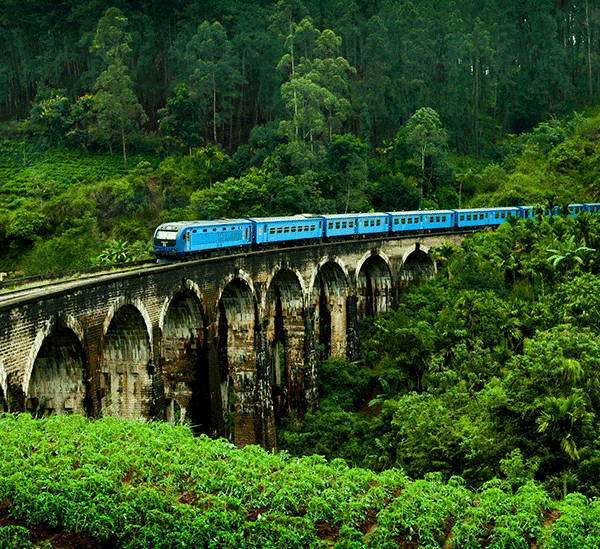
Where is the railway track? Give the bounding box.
[0,228,473,308]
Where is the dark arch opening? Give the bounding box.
[357,256,392,318]
[401,249,434,283]
[27,327,89,417]
[101,305,152,419]
[313,263,348,360]
[216,278,257,446]
[162,289,210,433]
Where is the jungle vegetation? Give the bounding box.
[2,0,600,274]
[3,1,600,546]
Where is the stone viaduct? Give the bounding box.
[0,232,468,449]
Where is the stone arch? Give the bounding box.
[22,315,87,417]
[264,268,308,424]
[216,275,260,447]
[0,359,7,412]
[400,243,435,283]
[160,281,210,430]
[356,251,393,318]
[310,258,350,359]
[100,302,153,419]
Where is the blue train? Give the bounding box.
[152,203,600,260]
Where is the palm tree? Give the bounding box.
[547,235,595,274]
[536,393,589,497]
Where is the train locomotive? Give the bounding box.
[152,203,600,260]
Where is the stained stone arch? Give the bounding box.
[400,244,435,283]
[0,359,5,412]
[101,303,153,419]
[216,276,262,447]
[310,259,350,359]
[160,283,209,430]
[264,268,307,424]
[25,326,87,417]
[356,252,393,318]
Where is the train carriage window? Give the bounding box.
[311,225,316,231]
[495,212,499,219]
[442,215,446,222]
[407,217,412,224]
[336,221,340,229]
[401,217,406,225]
[480,213,484,220]
[291,226,296,232]
[460,214,464,221]
[284,226,290,233]
[328,221,333,229]
[203,228,207,232]
[213,228,217,231]
[277,227,282,234]
[429,216,434,223]
[376,219,381,226]
[501,212,506,219]
[394,217,399,225]
[192,229,197,233]
[436,215,440,223]
[467,214,471,221]
[270,228,275,234]
[342,221,347,229]
[349,220,354,228]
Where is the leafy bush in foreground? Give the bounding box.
[0,414,596,548]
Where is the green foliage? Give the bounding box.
[2,414,579,548]
[317,357,375,411]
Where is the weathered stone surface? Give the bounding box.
[0,232,471,449]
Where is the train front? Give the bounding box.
[152,223,186,259]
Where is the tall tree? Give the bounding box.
[405,107,449,195]
[184,21,244,145]
[277,18,354,151]
[90,7,148,170]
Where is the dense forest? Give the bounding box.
[3,0,600,273]
[4,2,600,545]
[4,0,600,151]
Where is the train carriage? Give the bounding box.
[153,219,252,258]
[321,214,358,238]
[353,213,390,236]
[586,203,600,214]
[249,214,323,245]
[568,204,587,217]
[455,207,521,228]
[389,210,455,233]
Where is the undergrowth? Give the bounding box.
[0,414,596,548]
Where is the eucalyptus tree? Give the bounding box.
[277,17,355,172]
[184,21,244,146]
[405,107,450,196]
[90,7,148,170]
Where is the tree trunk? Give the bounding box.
[587,0,594,106]
[121,114,128,171]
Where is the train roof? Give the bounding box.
[320,212,389,219]
[157,219,251,230]
[455,207,520,213]
[247,214,321,223]
[387,209,455,215]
